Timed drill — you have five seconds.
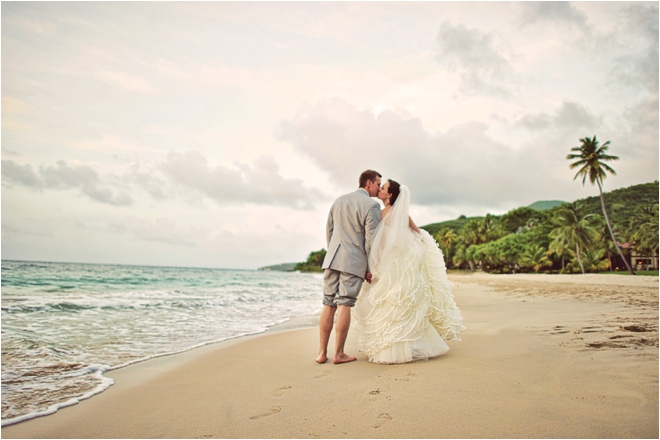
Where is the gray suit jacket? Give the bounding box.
[322,188,381,278]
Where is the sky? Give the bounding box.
[2,1,658,270]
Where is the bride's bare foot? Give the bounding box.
[316,354,328,364]
[333,353,357,364]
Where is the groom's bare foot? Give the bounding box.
[316,354,328,364]
[333,353,357,364]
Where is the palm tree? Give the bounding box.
[567,136,635,274]
[548,212,573,272]
[434,228,457,264]
[548,237,571,272]
[480,214,502,242]
[459,220,483,271]
[549,204,599,274]
[597,219,624,272]
[519,244,552,273]
[460,219,483,247]
[452,243,469,270]
[571,248,610,273]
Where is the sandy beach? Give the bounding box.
[3,273,658,439]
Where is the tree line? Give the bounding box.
[431,191,657,274]
[295,182,657,274]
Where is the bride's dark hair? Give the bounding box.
[387,179,401,205]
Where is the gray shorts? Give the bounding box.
[323,269,364,307]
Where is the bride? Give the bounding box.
[354,179,465,364]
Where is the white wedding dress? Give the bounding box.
[354,185,465,364]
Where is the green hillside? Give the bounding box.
[528,200,566,211]
[421,181,658,234]
[575,182,659,229]
[422,215,484,237]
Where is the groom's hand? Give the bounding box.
[365,272,373,283]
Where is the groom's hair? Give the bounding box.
[359,170,382,188]
[387,179,401,205]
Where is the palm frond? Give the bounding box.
[567,157,587,166]
[600,162,617,175]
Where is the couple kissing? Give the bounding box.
[317,170,465,365]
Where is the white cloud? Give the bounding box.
[515,101,602,134]
[1,160,41,188]
[435,21,520,98]
[518,2,589,30]
[610,4,659,94]
[2,159,133,206]
[160,151,322,208]
[3,152,324,210]
[277,99,561,210]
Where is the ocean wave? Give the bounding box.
[1,263,323,425]
[1,364,114,427]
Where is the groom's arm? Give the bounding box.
[363,203,381,260]
[326,208,334,246]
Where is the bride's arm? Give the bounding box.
[409,216,421,234]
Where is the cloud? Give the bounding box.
[40,161,133,206]
[1,160,41,188]
[160,151,321,209]
[434,21,519,98]
[3,152,323,210]
[610,4,659,94]
[2,159,133,206]
[123,162,172,200]
[613,94,660,165]
[518,2,589,30]
[624,94,659,141]
[516,101,602,134]
[276,99,551,209]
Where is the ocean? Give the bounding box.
[1,260,323,426]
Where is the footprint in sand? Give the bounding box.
[373,413,392,428]
[249,406,282,421]
[582,326,602,333]
[587,341,623,349]
[551,326,570,335]
[273,386,291,397]
[314,370,333,379]
[395,373,417,382]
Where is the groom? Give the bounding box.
[316,169,382,364]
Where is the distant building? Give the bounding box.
[631,250,659,270]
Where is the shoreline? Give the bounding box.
[3,273,658,438]
[1,313,322,428]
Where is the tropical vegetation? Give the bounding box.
[427,180,659,274]
[294,249,327,272]
[293,181,657,274]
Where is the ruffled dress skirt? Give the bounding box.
[354,229,465,364]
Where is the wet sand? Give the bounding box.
[3,273,658,438]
